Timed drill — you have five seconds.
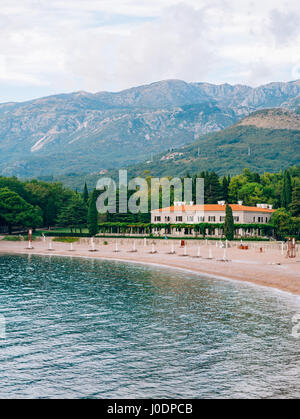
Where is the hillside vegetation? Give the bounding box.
[118,109,300,180]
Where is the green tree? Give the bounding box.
[0,176,34,203]
[24,180,74,224]
[72,195,88,233]
[44,195,57,228]
[19,206,43,230]
[281,170,292,209]
[57,195,87,233]
[289,185,300,216]
[0,188,42,233]
[251,172,261,183]
[270,208,293,240]
[228,174,246,203]
[293,216,300,237]
[87,189,99,236]
[242,168,252,182]
[238,182,265,206]
[221,176,229,202]
[83,182,89,204]
[224,204,234,240]
[205,172,223,204]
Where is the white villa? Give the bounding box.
[151,201,275,238]
[151,201,274,225]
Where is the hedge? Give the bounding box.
[44,232,92,238]
[95,235,270,241]
[97,222,274,236]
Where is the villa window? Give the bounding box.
[253,217,256,222]
[234,216,240,222]
[176,216,183,222]
[220,216,225,222]
[208,216,216,222]
[154,216,161,222]
[187,216,194,222]
[198,216,205,222]
[165,216,170,222]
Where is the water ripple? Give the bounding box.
[0,254,299,399]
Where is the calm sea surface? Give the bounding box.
[0,254,299,399]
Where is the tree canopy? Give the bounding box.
[0,187,43,233]
[57,194,87,233]
[0,166,299,239]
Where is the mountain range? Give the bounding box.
[121,108,300,179]
[1,79,300,182]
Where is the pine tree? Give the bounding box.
[224,204,234,240]
[57,194,87,233]
[281,170,292,209]
[289,185,300,216]
[83,182,89,204]
[205,172,223,204]
[87,189,99,236]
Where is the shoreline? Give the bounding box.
[1,239,300,297]
[2,249,300,302]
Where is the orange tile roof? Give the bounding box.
[153,204,275,213]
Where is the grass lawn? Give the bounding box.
[35,228,90,236]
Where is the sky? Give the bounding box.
[0,0,300,102]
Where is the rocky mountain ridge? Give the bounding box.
[0,79,299,178]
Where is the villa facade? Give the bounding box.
[149,201,275,238]
[151,201,274,225]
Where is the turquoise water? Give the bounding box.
[0,254,299,399]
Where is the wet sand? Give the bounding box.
[1,238,300,296]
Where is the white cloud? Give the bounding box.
[0,0,300,101]
[269,9,300,45]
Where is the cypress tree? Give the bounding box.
[83,182,89,204]
[222,176,229,202]
[289,185,300,216]
[224,204,234,240]
[87,189,99,236]
[281,170,292,209]
[285,171,292,206]
[44,195,56,228]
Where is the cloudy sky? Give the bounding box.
[0,0,300,102]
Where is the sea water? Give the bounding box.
[0,254,299,399]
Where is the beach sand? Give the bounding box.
[1,238,300,296]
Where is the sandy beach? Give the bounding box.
[1,237,300,296]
